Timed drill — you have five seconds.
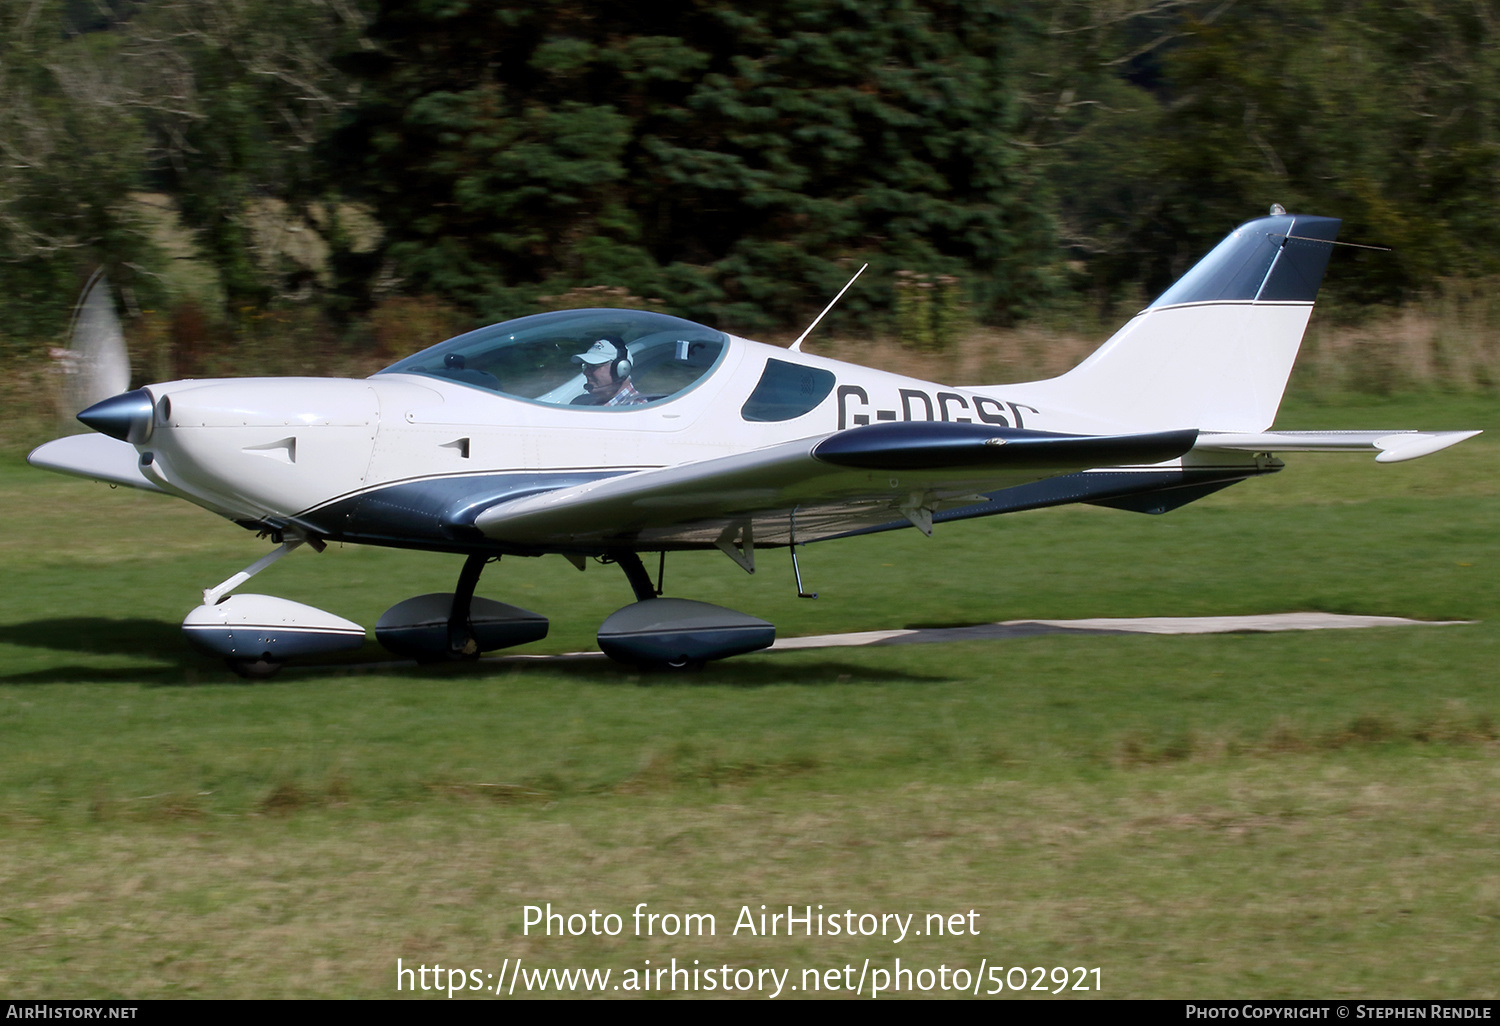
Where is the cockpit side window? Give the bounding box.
[376,309,729,409]
[740,358,836,422]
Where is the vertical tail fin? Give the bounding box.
[1014,214,1341,433]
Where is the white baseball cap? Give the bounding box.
[572,339,620,366]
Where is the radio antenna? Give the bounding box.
[789,263,868,352]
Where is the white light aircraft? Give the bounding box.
[29,212,1480,675]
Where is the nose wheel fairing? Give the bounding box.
[182,594,366,674]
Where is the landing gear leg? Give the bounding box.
[445,554,489,658]
[610,551,658,603]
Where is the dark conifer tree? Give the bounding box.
[333,0,1056,331]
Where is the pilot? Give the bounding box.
[571,338,648,406]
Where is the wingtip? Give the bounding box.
[1373,429,1482,463]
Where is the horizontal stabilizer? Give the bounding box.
[28,433,164,492]
[1196,429,1481,462]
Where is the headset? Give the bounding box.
[602,338,631,381]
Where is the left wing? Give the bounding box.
[473,422,1197,550]
[28,432,164,492]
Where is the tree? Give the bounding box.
[123,0,369,312]
[334,0,1056,331]
[0,2,160,345]
[1022,0,1500,307]
[0,0,370,348]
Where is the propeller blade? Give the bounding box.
[60,270,130,416]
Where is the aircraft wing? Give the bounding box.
[473,423,1197,550]
[1196,429,1481,463]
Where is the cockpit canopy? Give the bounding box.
[377,308,729,408]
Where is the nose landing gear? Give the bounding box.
[182,540,365,678]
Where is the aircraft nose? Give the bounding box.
[78,388,153,444]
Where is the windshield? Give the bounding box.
[377,309,729,408]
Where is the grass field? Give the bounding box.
[1,394,1497,999]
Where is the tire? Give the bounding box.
[228,657,283,679]
[648,657,705,673]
